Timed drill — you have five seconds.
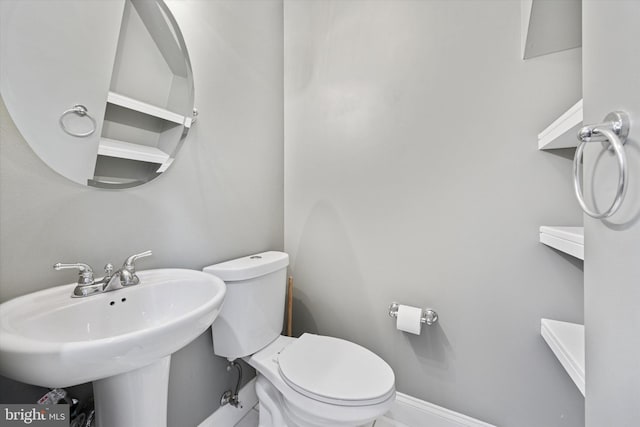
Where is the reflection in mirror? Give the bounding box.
[0,0,195,189]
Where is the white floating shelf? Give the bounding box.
[521,0,581,60]
[539,226,584,260]
[541,319,585,396]
[107,91,191,127]
[98,138,170,164]
[538,99,583,150]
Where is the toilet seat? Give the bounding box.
[277,333,395,406]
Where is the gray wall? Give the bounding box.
[284,1,584,426]
[0,1,283,426]
[583,2,640,426]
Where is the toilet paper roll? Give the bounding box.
[396,304,422,335]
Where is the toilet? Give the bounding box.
[203,251,396,427]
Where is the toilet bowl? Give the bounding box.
[203,251,395,427]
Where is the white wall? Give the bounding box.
[0,1,283,426]
[284,1,584,426]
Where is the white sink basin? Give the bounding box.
[0,268,226,427]
[0,268,225,386]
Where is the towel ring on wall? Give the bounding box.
[59,104,96,137]
[573,111,630,219]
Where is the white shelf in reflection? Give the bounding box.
[107,91,192,127]
[98,137,169,164]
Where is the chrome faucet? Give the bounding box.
[54,250,152,298]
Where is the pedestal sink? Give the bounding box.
[0,269,226,427]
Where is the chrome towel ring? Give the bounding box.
[59,104,96,137]
[573,111,630,219]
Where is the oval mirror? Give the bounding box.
[0,0,195,189]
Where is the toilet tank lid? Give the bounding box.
[203,251,289,281]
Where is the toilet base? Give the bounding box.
[255,374,289,427]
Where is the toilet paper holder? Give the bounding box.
[388,302,438,326]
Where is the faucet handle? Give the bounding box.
[53,263,95,285]
[104,263,114,278]
[123,250,152,271]
[119,251,152,287]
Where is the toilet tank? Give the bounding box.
[203,251,289,360]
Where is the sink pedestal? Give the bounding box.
[93,356,171,427]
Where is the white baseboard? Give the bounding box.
[198,378,258,427]
[385,392,495,427]
[198,379,494,427]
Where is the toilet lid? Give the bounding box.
[277,333,395,405]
